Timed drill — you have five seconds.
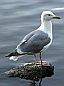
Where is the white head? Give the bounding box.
[41,11,60,23]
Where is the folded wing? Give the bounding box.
[17,30,51,53]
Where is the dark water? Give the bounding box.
[0,0,64,86]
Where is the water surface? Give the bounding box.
[0,0,64,86]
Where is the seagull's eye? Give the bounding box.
[48,14,51,16]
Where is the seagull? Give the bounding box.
[6,11,60,65]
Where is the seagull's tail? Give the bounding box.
[5,49,22,61]
[6,49,20,57]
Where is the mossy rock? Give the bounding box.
[5,61,54,81]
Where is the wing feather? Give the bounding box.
[17,30,51,53]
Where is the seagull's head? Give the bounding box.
[41,11,61,22]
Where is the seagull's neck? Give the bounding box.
[38,20,52,40]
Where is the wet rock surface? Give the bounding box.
[5,61,54,81]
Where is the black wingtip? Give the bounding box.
[5,53,14,57]
[5,51,19,57]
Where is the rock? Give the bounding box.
[5,61,54,81]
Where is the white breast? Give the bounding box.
[38,20,53,52]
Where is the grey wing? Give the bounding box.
[16,30,36,53]
[17,30,51,53]
[19,30,36,44]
